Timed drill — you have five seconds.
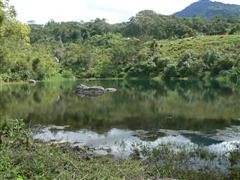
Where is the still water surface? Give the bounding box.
[1,80,240,165]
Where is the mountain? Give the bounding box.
[175,0,240,19]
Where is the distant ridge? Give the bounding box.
[175,0,240,19]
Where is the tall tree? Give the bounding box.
[0,0,4,31]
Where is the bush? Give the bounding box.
[177,52,203,78]
[163,63,179,79]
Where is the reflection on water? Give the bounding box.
[0,80,240,165]
[32,125,240,157]
[32,125,240,173]
[1,80,240,131]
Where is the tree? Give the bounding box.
[124,10,160,39]
[0,0,4,26]
[86,18,112,36]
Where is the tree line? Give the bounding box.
[0,1,240,82]
[30,10,240,43]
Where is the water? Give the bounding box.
[1,80,240,172]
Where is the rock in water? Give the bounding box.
[76,84,117,97]
[90,86,105,91]
[76,84,89,90]
[105,88,117,92]
[29,79,37,84]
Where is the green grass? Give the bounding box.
[1,118,240,179]
[1,145,145,179]
[0,119,144,179]
[156,35,240,60]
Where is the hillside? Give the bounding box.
[155,35,240,60]
[1,0,240,83]
[126,34,240,80]
[175,0,240,19]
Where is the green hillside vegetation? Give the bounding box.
[126,35,240,80]
[155,35,240,59]
[0,1,59,82]
[0,1,240,83]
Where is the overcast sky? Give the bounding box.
[10,0,240,24]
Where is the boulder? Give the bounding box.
[76,84,117,97]
[29,79,37,84]
[90,86,105,91]
[105,88,117,92]
[76,84,89,90]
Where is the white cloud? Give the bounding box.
[10,0,88,23]
[10,0,240,24]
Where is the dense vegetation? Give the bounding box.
[1,118,239,179]
[175,0,240,19]
[0,0,240,83]
[0,0,59,82]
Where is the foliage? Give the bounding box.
[1,1,240,82]
[1,118,239,179]
[0,1,61,82]
[0,1,4,27]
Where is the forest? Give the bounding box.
[0,0,240,83]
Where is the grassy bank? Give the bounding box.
[1,118,239,179]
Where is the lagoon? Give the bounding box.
[1,80,240,171]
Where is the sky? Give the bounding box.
[10,0,240,24]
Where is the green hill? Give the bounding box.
[175,0,240,19]
[156,35,240,60]
[134,34,240,81]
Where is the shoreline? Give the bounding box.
[1,119,239,179]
